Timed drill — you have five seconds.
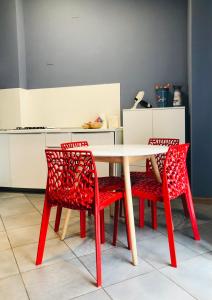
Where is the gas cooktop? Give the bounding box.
[15,126,47,130]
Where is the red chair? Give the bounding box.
[131,144,200,267]
[130,138,181,229]
[36,149,130,287]
[55,141,124,241]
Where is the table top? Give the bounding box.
[74,144,168,157]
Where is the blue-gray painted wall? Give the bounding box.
[15,0,27,88]
[0,0,19,88]
[23,0,188,108]
[190,0,212,197]
[1,0,188,109]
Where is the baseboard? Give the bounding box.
[0,187,45,194]
[193,197,212,203]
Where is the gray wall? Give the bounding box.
[22,0,188,108]
[190,0,212,197]
[15,0,27,88]
[0,0,19,88]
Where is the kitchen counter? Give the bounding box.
[0,128,123,190]
[0,127,122,134]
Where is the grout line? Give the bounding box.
[0,215,31,300]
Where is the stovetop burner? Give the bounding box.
[15,126,47,130]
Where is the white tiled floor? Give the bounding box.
[0,192,211,299]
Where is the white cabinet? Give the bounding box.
[0,129,122,189]
[9,134,46,188]
[123,109,152,144]
[0,135,11,187]
[152,108,185,142]
[123,107,185,143]
[72,132,114,177]
[45,133,71,147]
[123,107,185,171]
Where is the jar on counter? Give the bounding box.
[155,85,170,107]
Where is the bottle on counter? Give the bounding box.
[173,85,182,106]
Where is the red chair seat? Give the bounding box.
[132,177,162,202]
[49,188,123,211]
[98,176,124,191]
[130,171,155,184]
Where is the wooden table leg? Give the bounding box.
[109,162,115,217]
[61,209,71,240]
[150,155,162,183]
[123,156,138,265]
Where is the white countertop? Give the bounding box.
[0,127,123,134]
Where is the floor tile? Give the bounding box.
[14,238,75,272]
[176,220,212,254]
[0,274,29,300]
[0,192,25,199]
[38,205,69,222]
[105,270,195,300]
[51,213,92,238]
[0,217,5,231]
[105,220,163,248]
[27,195,44,210]
[0,231,11,252]
[161,255,212,300]
[73,289,111,300]
[137,235,198,269]
[173,230,212,255]
[22,258,97,300]
[0,249,19,279]
[80,246,154,287]
[2,211,42,231]
[7,224,57,248]
[65,231,115,257]
[202,251,212,261]
[0,196,36,217]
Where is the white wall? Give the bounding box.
[0,83,120,128]
[0,89,21,129]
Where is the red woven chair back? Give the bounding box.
[61,141,89,150]
[147,138,180,176]
[163,144,190,200]
[45,149,98,210]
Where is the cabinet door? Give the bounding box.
[123,110,152,171]
[123,110,152,144]
[45,133,71,147]
[152,108,185,142]
[9,134,46,188]
[0,134,11,187]
[72,132,114,177]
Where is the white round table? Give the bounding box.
[64,144,168,266]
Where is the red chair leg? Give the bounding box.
[94,209,102,287]
[185,187,200,240]
[54,206,62,232]
[139,198,145,228]
[151,202,158,230]
[112,201,120,246]
[181,195,189,218]
[100,210,105,244]
[36,199,51,265]
[123,198,131,250]
[80,210,86,238]
[163,197,177,268]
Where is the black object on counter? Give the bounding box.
[139,100,152,108]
